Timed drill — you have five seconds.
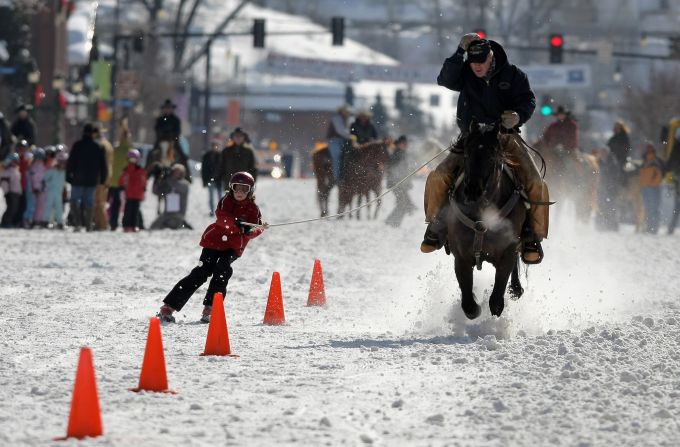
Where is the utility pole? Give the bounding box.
[204,39,212,150]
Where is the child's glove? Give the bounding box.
[234,218,254,235]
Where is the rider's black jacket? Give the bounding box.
[437,40,535,133]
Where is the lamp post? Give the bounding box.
[52,74,66,144]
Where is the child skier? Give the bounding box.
[119,149,147,232]
[157,171,265,323]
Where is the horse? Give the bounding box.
[537,142,599,223]
[447,121,526,319]
[337,139,389,219]
[311,144,335,217]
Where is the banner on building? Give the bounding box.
[90,61,112,101]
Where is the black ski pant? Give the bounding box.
[108,186,123,230]
[163,248,237,311]
[122,199,141,228]
[1,192,21,227]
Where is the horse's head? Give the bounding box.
[462,120,503,202]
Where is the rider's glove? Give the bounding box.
[501,110,520,130]
[459,33,481,51]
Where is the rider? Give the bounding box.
[154,99,182,145]
[540,105,579,153]
[422,34,549,264]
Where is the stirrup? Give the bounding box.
[521,241,544,265]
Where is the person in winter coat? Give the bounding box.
[326,105,354,180]
[10,104,36,146]
[109,120,133,230]
[14,140,31,227]
[66,123,109,231]
[201,140,223,215]
[94,129,114,230]
[539,106,579,152]
[350,110,378,144]
[0,153,22,228]
[639,144,664,234]
[119,149,147,232]
[27,147,48,226]
[607,120,632,168]
[217,128,257,188]
[424,35,548,265]
[593,147,623,232]
[385,135,416,227]
[150,163,191,230]
[154,99,182,145]
[157,171,265,324]
[43,151,68,229]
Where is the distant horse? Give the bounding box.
[337,139,389,219]
[537,142,598,223]
[447,122,526,318]
[311,145,335,217]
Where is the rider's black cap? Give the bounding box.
[467,39,491,63]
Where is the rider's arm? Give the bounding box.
[436,47,466,92]
[509,68,536,126]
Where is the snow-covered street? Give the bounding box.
[2,178,680,446]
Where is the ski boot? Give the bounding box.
[157,304,176,323]
[200,305,212,324]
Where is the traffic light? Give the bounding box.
[331,17,345,46]
[395,89,404,110]
[549,33,564,64]
[540,95,553,116]
[344,85,354,106]
[474,29,487,39]
[253,19,265,48]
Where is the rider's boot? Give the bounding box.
[521,220,544,264]
[421,219,446,253]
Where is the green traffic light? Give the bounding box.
[541,105,553,116]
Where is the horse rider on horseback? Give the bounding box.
[539,105,579,153]
[422,34,550,264]
[154,99,182,145]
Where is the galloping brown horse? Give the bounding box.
[536,142,599,223]
[337,139,390,219]
[311,144,334,217]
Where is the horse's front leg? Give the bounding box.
[489,248,517,317]
[373,187,382,219]
[508,254,524,300]
[455,256,480,320]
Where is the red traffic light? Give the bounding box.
[474,29,487,39]
[550,34,564,47]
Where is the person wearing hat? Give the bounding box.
[350,109,378,144]
[66,123,109,231]
[150,163,191,230]
[326,105,354,181]
[539,105,579,153]
[217,127,257,189]
[154,99,182,145]
[11,104,36,146]
[422,34,549,264]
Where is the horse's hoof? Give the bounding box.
[489,299,504,317]
[462,298,481,320]
[509,285,524,301]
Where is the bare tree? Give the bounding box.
[621,69,680,143]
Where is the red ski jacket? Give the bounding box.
[119,163,147,200]
[200,194,263,256]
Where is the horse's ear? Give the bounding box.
[469,118,479,134]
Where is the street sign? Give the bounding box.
[523,64,591,89]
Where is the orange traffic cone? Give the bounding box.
[201,292,238,357]
[130,318,176,393]
[307,259,326,306]
[263,272,286,325]
[56,347,103,440]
